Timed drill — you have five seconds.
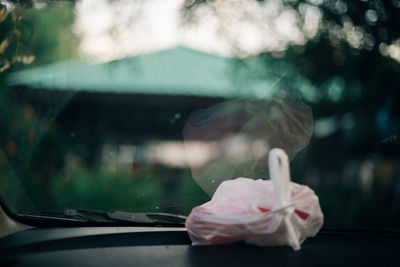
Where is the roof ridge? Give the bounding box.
[112,46,231,63]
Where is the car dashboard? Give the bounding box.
[1,226,399,267]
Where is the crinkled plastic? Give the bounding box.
[185,148,323,250]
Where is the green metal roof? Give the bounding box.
[8,47,288,99]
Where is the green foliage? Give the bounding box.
[21,2,78,68]
[50,170,164,212]
[0,1,78,73]
[0,1,79,213]
[24,167,209,216]
[167,170,210,214]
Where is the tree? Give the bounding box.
[0,1,79,211]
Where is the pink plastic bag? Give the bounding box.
[185,148,323,250]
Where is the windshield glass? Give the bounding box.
[0,0,399,229]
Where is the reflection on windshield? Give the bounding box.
[0,0,400,230]
[183,98,312,196]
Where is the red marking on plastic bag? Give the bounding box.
[295,210,309,220]
[259,206,309,220]
[258,207,270,213]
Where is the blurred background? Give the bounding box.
[0,0,399,229]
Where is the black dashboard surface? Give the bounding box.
[1,227,399,267]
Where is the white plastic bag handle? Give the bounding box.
[269,148,300,250]
[269,148,291,207]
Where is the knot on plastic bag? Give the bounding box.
[275,204,295,217]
